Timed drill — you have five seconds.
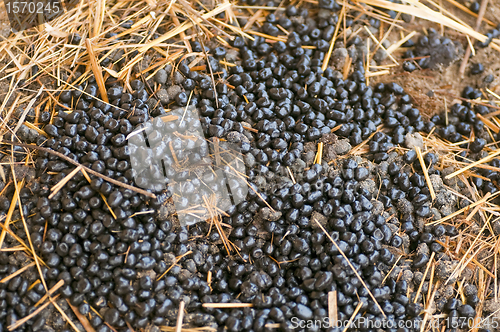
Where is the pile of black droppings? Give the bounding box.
[426,85,500,197]
[0,2,493,332]
[12,76,179,331]
[402,28,463,72]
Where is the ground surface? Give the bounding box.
[1,0,500,331]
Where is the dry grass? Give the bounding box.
[0,0,500,330]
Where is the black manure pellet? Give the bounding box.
[403,28,462,70]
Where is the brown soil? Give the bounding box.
[371,0,500,119]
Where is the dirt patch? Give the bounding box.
[371,0,500,119]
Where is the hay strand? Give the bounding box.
[415,146,436,201]
[313,216,386,318]
[175,301,185,332]
[2,142,156,198]
[85,39,109,103]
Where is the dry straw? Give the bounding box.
[1,0,500,329]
